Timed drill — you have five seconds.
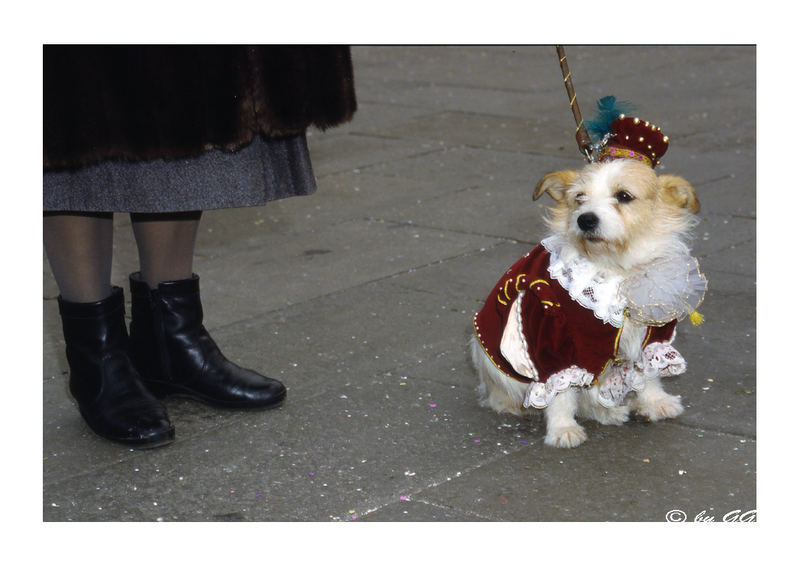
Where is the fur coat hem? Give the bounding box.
[44,45,357,171]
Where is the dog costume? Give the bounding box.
[473,102,706,410]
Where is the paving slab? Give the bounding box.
[413,421,755,522]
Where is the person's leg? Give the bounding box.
[127,210,286,409]
[44,211,174,447]
[43,211,114,303]
[130,211,202,289]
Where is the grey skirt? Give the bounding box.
[43,133,316,213]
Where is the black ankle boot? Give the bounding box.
[128,273,286,409]
[58,287,175,447]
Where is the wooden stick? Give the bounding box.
[556,45,593,160]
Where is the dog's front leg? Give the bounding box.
[544,388,587,448]
[630,376,684,421]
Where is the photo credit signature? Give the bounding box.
[665,509,756,522]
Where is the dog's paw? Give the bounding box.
[634,393,684,421]
[544,423,587,448]
[595,404,630,426]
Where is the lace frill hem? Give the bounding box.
[597,361,644,408]
[523,365,594,409]
[522,342,686,409]
[637,342,686,378]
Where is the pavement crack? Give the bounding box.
[366,216,539,245]
[350,443,532,522]
[669,420,756,441]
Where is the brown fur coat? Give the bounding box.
[44,45,357,171]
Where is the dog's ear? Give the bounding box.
[534,170,578,203]
[659,174,700,213]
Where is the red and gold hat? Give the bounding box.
[595,115,669,168]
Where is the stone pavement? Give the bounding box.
[43,46,756,522]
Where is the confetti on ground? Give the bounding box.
[400,496,408,501]
[642,458,650,463]
[429,403,437,408]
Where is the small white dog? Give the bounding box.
[470,113,706,448]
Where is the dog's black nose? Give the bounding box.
[577,212,599,232]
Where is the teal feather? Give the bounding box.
[586,96,635,142]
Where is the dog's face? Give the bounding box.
[534,159,699,269]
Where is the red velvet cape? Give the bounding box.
[473,245,676,384]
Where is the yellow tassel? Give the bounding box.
[689,311,705,326]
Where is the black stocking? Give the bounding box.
[130,211,202,289]
[43,211,114,303]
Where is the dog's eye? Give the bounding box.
[574,192,588,203]
[615,190,634,204]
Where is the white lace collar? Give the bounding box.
[541,235,627,327]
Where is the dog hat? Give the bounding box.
[586,96,669,168]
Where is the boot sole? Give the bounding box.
[145,381,287,410]
[79,410,176,449]
[85,426,176,449]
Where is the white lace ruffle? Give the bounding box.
[596,362,645,408]
[523,365,595,409]
[519,341,685,409]
[637,342,686,379]
[541,235,626,328]
[593,343,685,408]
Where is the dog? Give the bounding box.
[470,150,705,448]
